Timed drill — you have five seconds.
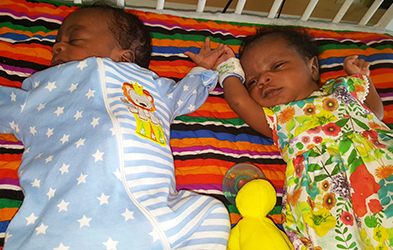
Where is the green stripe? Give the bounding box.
[0,198,23,209]
[175,115,246,126]
[151,32,242,45]
[2,22,55,33]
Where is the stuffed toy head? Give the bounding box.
[235,179,276,218]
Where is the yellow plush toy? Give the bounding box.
[227,179,294,250]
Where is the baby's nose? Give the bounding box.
[51,43,63,55]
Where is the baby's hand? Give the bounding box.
[184,37,225,69]
[213,45,236,70]
[344,55,370,76]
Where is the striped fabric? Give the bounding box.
[0,0,393,248]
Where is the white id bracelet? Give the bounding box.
[216,57,245,87]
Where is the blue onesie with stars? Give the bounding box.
[0,57,230,250]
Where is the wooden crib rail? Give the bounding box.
[72,0,393,33]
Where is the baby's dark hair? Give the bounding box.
[239,26,320,63]
[85,2,152,68]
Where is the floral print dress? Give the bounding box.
[263,75,393,250]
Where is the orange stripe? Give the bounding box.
[171,137,279,153]
[0,207,20,221]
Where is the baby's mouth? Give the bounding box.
[51,59,65,67]
[263,88,282,98]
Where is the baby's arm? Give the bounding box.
[344,55,384,120]
[217,46,273,138]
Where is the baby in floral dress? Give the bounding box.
[211,26,393,249]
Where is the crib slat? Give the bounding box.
[332,0,353,24]
[268,0,284,18]
[301,0,319,21]
[73,0,81,3]
[374,3,393,30]
[156,0,165,10]
[197,0,206,13]
[235,0,247,15]
[359,0,383,26]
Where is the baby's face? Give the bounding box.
[51,9,123,66]
[241,36,319,107]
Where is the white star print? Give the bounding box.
[75,138,86,148]
[149,228,160,242]
[86,89,95,99]
[59,163,70,174]
[26,213,38,225]
[97,193,110,205]
[103,237,118,250]
[21,104,26,112]
[10,92,16,101]
[45,81,57,92]
[77,60,88,70]
[47,187,56,200]
[122,208,135,221]
[35,153,43,159]
[54,107,64,116]
[31,179,41,187]
[37,103,46,111]
[167,93,173,99]
[9,121,20,133]
[77,173,87,185]
[183,85,189,91]
[157,79,162,86]
[69,83,78,92]
[74,110,83,120]
[193,89,197,94]
[91,117,100,127]
[77,215,92,228]
[46,128,54,138]
[113,168,122,180]
[35,223,48,235]
[57,200,69,212]
[34,81,40,88]
[188,104,195,112]
[92,149,104,162]
[54,243,70,250]
[30,126,37,135]
[60,134,70,144]
[110,127,115,135]
[177,99,183,106]
[45,155,54,163]
[5,232,12,241]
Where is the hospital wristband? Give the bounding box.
[216,57,245,87]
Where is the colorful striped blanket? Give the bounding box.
[1,0,393,248]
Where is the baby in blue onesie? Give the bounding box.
[1,4,230,250]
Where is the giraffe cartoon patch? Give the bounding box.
[121,81,166,146]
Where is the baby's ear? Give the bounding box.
[121,50,135,63]
[310,56,320,82]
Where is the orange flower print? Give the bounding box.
[340,211,354,226]
[322,123,341,137]
[323,193,337,210]
[277,106,295,124]
[302,136,310,144]
[321,180,330,191]
[369,121,389,131]
[362,130,386,149]
[293,155,305,178]
[323,98,339,111]
[375,165,393,179]
[314,247,322,250]
[288,188,302,206]
[308,126,322,134]
[313,136,323,144]
[303,104,316,115]
[307,196,316,210]
[355,84,365,94]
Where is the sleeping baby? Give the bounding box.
[1,4,230,250]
